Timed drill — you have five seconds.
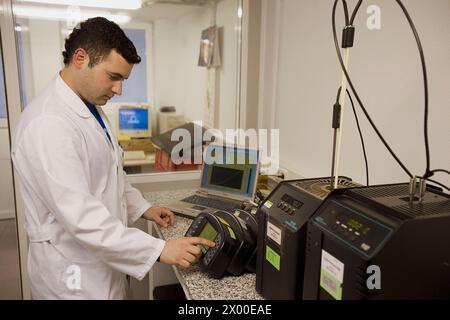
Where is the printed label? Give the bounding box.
[227,226,236,240]
[217,216,230,226]
[266,221,282,245]
[320,250,344,300]
[263,200,273,208]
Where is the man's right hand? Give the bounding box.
[159,237,215,268]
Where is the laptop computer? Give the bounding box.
[166,144,260,219]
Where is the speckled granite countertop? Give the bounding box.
[143,189,264,300]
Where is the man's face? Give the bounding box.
[79,49,133,106]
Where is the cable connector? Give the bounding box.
[332,102,341,129]
[341,25,355,48]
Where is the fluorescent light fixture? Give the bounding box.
[15,25,30,32]
[17,0,141,10]
[237,7,243,18]
[13,5,131,24]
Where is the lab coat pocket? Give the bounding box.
[57,258,112,299]
[48,239,106,298]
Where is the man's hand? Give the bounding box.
[142,207,175,228]
[159,237,215,268]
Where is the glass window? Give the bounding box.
[12,0,243,175]
[0,54,6,118]
[111,28,147,103]
[0,45,22,299]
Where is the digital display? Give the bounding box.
[346,218,371,235]
[119,108,148,130]
[199,222,218,253]
[281,194,303,209]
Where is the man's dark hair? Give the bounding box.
[62,17,141,67]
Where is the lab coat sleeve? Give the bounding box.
[124,177,152,225]
[14,116,164,280]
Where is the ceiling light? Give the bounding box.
[16,0,141,10]
[13,5,131,24]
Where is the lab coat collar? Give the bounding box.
[54,73,92,119]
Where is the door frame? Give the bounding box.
[0,0,30,299]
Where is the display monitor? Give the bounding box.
[117,106,151,138]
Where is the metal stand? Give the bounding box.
[331,48,350,189]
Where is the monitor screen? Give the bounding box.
[119,108,148,130]
[210,166,244,190]
[117,106,151,138]
[201,145,259,199]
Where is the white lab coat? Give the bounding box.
[11,74,165,299]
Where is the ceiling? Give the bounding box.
[131,2,207,22]
[14,0,220,23]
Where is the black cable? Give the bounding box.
[332,0,413,178]
[349,0,363,25]
[335,87,342,103]
[342,0,350,25]
[394,0,431,180]
[430,169,450,176]
[427,178,450,192]
[346,88,369,186]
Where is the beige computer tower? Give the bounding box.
[157,112,187,134]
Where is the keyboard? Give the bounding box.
[123,150,146,160]
[182,195,241,212]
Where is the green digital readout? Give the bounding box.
[199,222,218,253]
[346,218,371,235]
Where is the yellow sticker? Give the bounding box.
[217,216,230,226]
[227,226,236,240]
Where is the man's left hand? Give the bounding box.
[142,207,175,228]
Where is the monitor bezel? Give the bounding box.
[199,143,260,202]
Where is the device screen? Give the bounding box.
[199,222,218,253]
[210,166,244,190]
[119,108,148,130]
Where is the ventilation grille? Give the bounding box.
[293,178,360,200]
[352,184,409,199]
[351,184,450,217]
[393,201,450,217]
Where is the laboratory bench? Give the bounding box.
[143,189,264,300]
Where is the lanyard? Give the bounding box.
[85,102,113,147]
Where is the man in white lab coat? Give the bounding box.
[11,17,214,299]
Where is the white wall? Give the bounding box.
[153,7,211,124]
[153,0,241,130]
[261,0,450,188]
[216,0,241,130]
[29,20,62,95]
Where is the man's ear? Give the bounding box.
[72,48,89,69]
